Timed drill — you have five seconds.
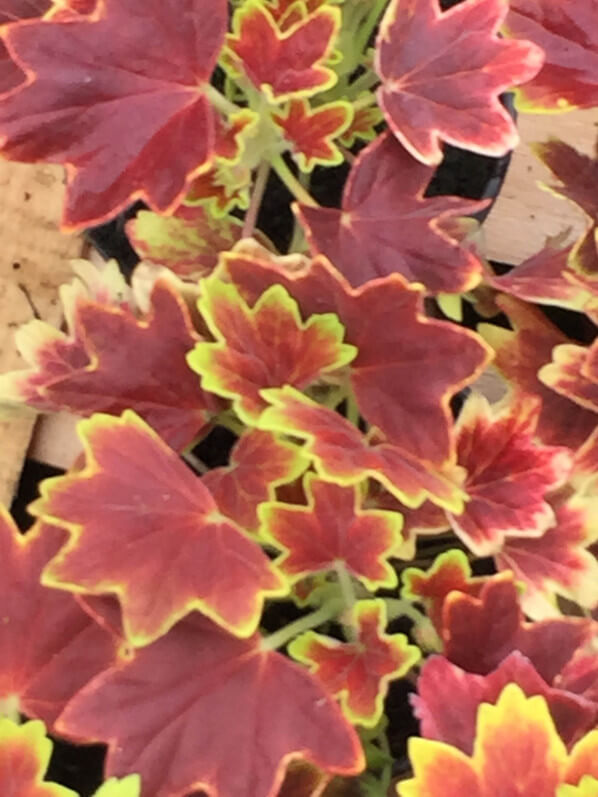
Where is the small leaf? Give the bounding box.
[290,600,420,727]
[126,205,244,279]
[188,277,357,424]
[202,428,309,533]
[272,98,353,171]
[33,412,287,645]
[226,0,340,102]
[260,475,404,589]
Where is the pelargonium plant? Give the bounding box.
[1,0,598,794]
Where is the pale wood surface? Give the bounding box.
[0,162,84,505]
[483,108,598,265]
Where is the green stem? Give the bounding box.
[353,0,390,58]
[270,154,318,207]
[261,599,343,651]
[204,83,242,116]
[348,69,381,99]
[384,598,427,626]
[243,161,270,238]
[215,411,245,436]
[378,727,392,793]
[345,392,360,427]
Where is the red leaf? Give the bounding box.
[338,101,384,148]
[488,243,598,314]
[505,0,598,111]
[0,718,78,796]
[297,132,487,293]
[57,614,364,796]
[260,475,405,589]
[0,510,117,732]
[226,1,340,102]
[375,0,542,165]
[413,652,597,754]
[188,277,356,424]
[0,0,227,229]
[497,494,598,619]
[478,294,598,448]
[0,0,50,93]
[126,205,244,279]
[448,393,571,556]
[202,428,308,533]
[259,386,466,514]
[402,548,485,632]
[0,280,219,451]
[33,412,287,645]
[532,138,598,222]
[272,98,352,171]
[441,572,593,681]
[401,683,595,797]
[220,246,491,465]
[539,339,598,416]
[289,600,420,727]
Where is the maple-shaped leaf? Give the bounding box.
[289,599,420,727]
[413,652,597,754]
[187,277,357,424]
[33,412,287,645]
[338,100,384,147]
[260,474,404,590]
[272,98,352,171]
[478,294,598,448]
[56,613,364,796]
[0,0,227,229]
[402,548,485,632]
[225,0,340,102]
[399,683,598,797]
[497,494,598,620]
[532,138,598,223]
[505,0,598,111]
[0,509,117,731]
[0,718,78,796]
[297,132,487,293]
[202,428,308,534]
[259,387,466,514]
[0,280,219,451]
[448,392,571,556]
[441,572,593,681]
[219,248,491,465]
[375,0,543,165]
[126,205,244,280]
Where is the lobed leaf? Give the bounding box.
[375,0,543,165]
[0,509,118,732]
[57,613,364,797]
[289,600,420,727]
[225,0,340,102]
[202,428,309,533]
[33,412,287,646]
[188,277,357,424]
[260,474,404,590]
[296,132,487,293]
[0,0,227,228]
